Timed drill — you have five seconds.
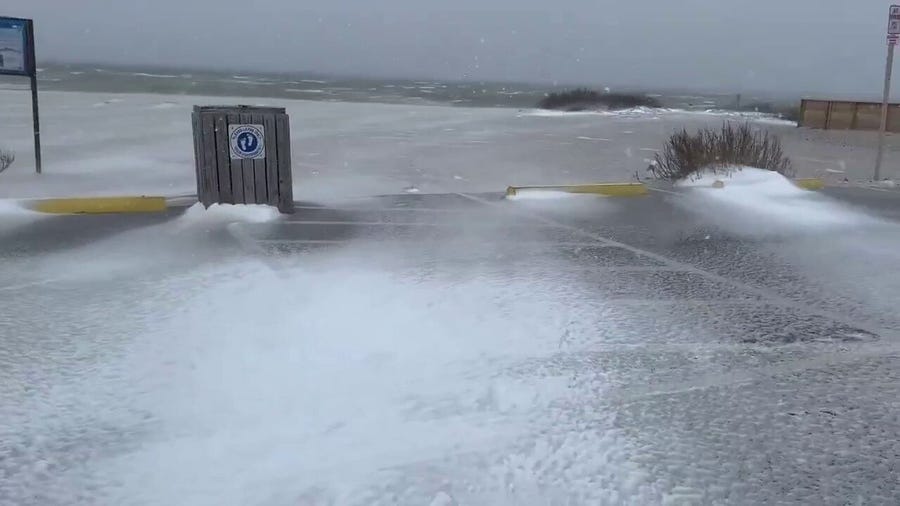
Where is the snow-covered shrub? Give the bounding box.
[649,123,792,181]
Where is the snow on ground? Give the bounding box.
[0,199,45,234]
[504,189,625,219]
[505,189,582,200]
[672,166,900,330]
[0,210,661,505]
[177,202,282,227]
[674,167,882,233]
[5,173,900,503]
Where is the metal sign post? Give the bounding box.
[0,16,40,174]
[876,6,900,181]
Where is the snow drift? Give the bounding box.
[0,199,45,235]
[176,203,281,229]
[674,167,881,234]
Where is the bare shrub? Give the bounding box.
[0,150,13,174]
[649,123,793,181]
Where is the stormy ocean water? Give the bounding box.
[10,62,795,112]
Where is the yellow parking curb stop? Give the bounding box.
[506,183,648,198]
[793,178,825,191]
[29,196,168,214]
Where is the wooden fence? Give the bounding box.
[799,99,900,132]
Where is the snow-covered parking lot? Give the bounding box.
[4,165,900,504]
[4,87,900,504]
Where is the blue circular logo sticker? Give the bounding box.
[229,125,265,159]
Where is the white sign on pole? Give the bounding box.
[229,124,266,159]
[890,19,900,35]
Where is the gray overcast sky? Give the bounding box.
[4,0,895,96]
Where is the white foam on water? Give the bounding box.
[519,109,614,118]
[132,72,178,79]
[518,107,795,126]
[91,97,126,108]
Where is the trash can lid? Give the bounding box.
[193,105,286,114]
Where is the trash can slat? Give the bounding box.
[214,114,233,203]
[225,113,245,203]
[263,113,279,206]
[275,114,294,213]
[199,113,220,206]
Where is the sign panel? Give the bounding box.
[0,17,29,76]
[890,18,900,35]
[229,124,266,159]
[890,6,900,35]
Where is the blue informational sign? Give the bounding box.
[0,16,40,174]
[0,17,33,76]
[229,124,267,159]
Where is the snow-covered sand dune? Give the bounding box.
[2,89,894,203]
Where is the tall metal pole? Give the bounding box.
[877,42,896,181]
[25,19,41,174]
[29,74,41,174]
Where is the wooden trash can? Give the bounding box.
[192,105,294,213]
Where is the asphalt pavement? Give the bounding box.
[234,186,900,502]
[4,185,900,504]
